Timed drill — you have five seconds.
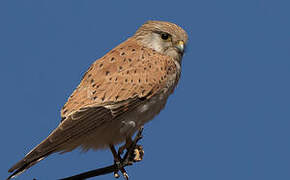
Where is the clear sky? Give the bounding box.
[1,0,290,180]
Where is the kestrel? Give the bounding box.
[8,20,188,179]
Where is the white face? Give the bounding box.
[139,31,184,61]
[144,32,172,52]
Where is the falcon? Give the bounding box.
[7,20,188,179]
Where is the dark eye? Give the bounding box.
[160,33,169,40]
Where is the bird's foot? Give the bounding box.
[112,127,144,180]
[110,145,129,179]
[131,144,144,162]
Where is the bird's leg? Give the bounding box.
[118,137,133,156]
[109,127,144,180]
[109,144,129,179]
[122,127,144,164]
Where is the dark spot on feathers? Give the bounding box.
[121,52,125,56]
[88,74,92,78]
[132,49,135,52]
[125,79,128,82]
[111,57,115,62]
[128,58,132,62]
[139,96,146,101]
[91,79,94,83]
[99,63,103,68]
[106,71,110,75]
[115,95,119,100]
[138,79,141,83]
[92,90,96,94]
[126,70,130,74]
[93,96,98,100]
[119,66,123,70]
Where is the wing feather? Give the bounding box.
[8,38,178,177]
[61,38,177,119]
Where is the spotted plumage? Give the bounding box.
[61,39,177,118]
[8,20,188,179]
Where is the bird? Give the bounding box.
[7,20,188,179]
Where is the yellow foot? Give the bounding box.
[132,145,144,162]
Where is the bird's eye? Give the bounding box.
[160,33,170,40]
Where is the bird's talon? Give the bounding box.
[133,145,144,162]
[122,172,129,180]
[114,172,120,178]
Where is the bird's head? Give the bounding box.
[134,20,188,62]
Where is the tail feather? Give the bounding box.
[7,137,57,179]
[7,121,69,179]
[7,157,45,180]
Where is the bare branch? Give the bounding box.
[59,164,120,180]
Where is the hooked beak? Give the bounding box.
[175,40,185,54]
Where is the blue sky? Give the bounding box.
[1,0,290,179]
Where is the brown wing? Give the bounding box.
[8,38,177,177]
[61,38,177,118]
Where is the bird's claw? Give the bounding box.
[112,127,144,180]
[132,145,144,162]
